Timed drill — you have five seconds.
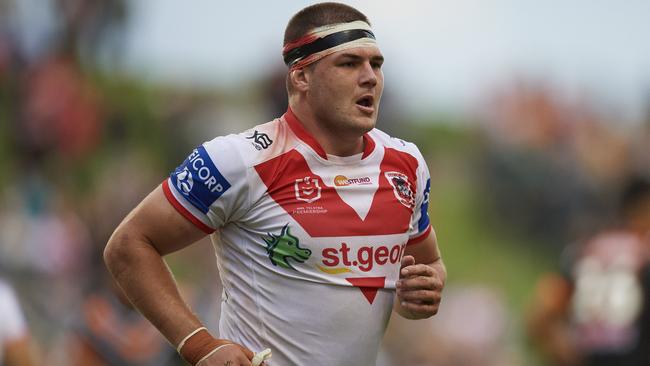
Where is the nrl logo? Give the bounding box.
[246,130,273,150]
[295,176,321,203]
[385,171,415,209]
[262,224,312,270]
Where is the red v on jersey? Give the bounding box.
[345,277,386,304]
[254,147,418,237]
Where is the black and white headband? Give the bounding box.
[282,20,377,70]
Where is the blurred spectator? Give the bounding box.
[0,277,37,366]
[18,51,103,160]
[65,271,180,366]
[527,175,650,366]
[261,66,288,120]
[478,79,633,247]
[0,176,91,278]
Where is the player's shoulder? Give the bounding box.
[369,128,425,161]
[202,117,296,168]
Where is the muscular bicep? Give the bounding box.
[115,184,209,256]
[404,230,440,264]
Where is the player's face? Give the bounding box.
[306,46,384,136]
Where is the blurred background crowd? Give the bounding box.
[0,1,649,365]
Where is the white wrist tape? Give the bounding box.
[176,327,207,353]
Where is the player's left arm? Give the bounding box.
[394,230,446,319]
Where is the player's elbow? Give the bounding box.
[104,229,127,274]
[104,225,145,277]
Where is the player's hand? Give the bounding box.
[197,342,266,366]
[396,255,444,319]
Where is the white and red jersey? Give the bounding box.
[163,109,432,366]
[567,231,650,356]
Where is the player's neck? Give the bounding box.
[289,104,365,157]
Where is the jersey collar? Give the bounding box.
[283,107,375,160]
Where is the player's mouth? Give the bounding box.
[355,95,375,115]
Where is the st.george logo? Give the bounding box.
[385,171,415,209]
[295,176,321,203]
[176,167,193,194]
[246,130,273,150]
[262,224,312,270]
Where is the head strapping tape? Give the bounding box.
[283,20,377,71]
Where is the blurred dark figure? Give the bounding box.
[527,176,650,366]
[478,80,631,249]
[66,270,181,366]
[18,51,103,160]
[262,66,288,120]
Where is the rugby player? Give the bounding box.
[104,3,446,365]
[528,176,650,366]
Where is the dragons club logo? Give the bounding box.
[176,167,194,194]
[295,176,321,203]
[385,172,415,209]
[262,224,312,270]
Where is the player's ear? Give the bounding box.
[290,68,310,93]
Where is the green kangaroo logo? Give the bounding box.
[262,224,312,270]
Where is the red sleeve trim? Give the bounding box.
[407,225,432,246]
[162,179,215,234]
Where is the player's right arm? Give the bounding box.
[103,186,256,365]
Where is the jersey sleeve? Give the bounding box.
[407,147,432,245]
[162,135,250,233]
[0,280,27,342]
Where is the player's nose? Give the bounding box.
[359,61,377,87]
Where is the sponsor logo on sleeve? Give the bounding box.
[170,146,231,213]
[176,167,194,194]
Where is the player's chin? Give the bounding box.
[351,113,377,133]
